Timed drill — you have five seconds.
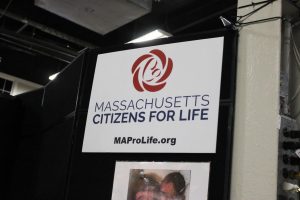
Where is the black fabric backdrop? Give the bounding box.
[2,29,237,200]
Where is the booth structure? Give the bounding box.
[3,30,237,200]
[69,30,237,200]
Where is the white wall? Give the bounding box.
[231,0,281,200]
[0,72,42,96]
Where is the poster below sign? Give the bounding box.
[82,37,224,153]
[111,161,210,200]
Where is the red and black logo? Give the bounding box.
[131,49,173,92]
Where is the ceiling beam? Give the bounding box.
[0,29,78,63]
[0,8,96,48]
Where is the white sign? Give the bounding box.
[82,37,224,153]
[111,161,210,200]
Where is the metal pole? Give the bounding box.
[281,19,292,115]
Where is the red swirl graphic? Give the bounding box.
[131,49,173,92]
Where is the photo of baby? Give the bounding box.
[127,169,191,200]
[111,162,209,200]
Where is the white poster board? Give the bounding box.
[111,161,210,200]
[82,37,224,153]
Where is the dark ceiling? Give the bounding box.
[0,0,237,85]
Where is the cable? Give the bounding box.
[292,43,300,72]
[286,0,300,10]
[221,16,281,31]
[0,0,13,20]
[218,0,279,30]
[289,29,300,106]
[290,85,300,103]
[294,107,300,119]
[172,0,278,33]
[237,0,276,23]
[237,16,282,26]
[238,0,276,9]
[291,31,300,72]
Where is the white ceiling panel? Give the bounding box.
[35,0,152,35]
